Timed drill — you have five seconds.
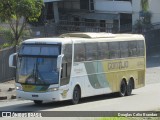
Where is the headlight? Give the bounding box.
[47,87,59,92]
[16,86,23,91]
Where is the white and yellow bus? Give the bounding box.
[9,33,146,104]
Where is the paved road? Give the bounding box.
[0,82,160,111]
[146,55,160,84]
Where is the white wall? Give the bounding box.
[94,0,132,13]
[132,0,141,25]
[132,0,160,25]
[148,0,160,24]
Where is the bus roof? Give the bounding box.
[60,32,116,38]
[22,37,72,44]
[22,33,144,45]
[60,32,143,39]
[60,33,145,43]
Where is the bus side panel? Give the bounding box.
[101,57,145,92]
[71,62,112,98]
[71,62,89,97]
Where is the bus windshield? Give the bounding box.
[17,57,59,85]
[19,44,60,56]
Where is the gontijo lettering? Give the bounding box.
[108,61,128,70]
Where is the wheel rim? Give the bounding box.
[120,81,126,96]
[73,90,79,102]
[128,83,132,92]
[126,81,132,95]
[72,87,80,104]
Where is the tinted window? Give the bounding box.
[120,42,128,58]
[19,45,60,56]
[74,44,86,62]
[41,46,60,56]
[63,44,72,62]
[109,42,120,59]
[86,43,97,61]
[80,0,89,10]
[128,41,137,57]
[97,42,109,59]
[137,41,144,56]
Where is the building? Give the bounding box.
[57,0,133,33]
[43,0,62,23]
[43,0,160,34]
[132,0,160,25]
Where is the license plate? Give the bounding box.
[32,95,39,97]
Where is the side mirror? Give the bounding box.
[9,53,17,68]
[57,54,64,71]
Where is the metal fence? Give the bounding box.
[0,47,16,82]
[144,29,160,56]
[57,20,115,34]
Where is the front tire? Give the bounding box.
[119,80,127,97]
[71,86,81,105]
[34,100,43,105]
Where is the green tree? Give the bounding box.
[141,0,149,12]
[0,0,44,46]
[134,0,152,33]
[140,0,152,29]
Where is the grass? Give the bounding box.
[98,117,160,120]
[98,117,128,120]
[96,117,160,120]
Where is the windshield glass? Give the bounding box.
[19,44,60,56]
[17,57,59,85]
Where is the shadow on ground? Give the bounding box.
[146,46,160,68]
[0,93,136,112]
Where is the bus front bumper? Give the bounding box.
[16,90,61,102]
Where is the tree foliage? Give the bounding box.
[0,0,44,46]
[141,0,149,12]
[134,0,152,33]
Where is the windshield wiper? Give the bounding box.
[35,58,39,84]
[35,58,46,84]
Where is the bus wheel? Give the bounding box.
[119,80,127,97]
[72,86,80,105]
[126,80,133,96]
[34,100,43,105]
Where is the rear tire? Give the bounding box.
[126,80,133,96]
[34,100,43,105]
[71,86,80,105]
[119,80,127,97]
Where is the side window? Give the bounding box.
[120,41,129,58]
[61,44,72,86]
[97,42,109,60]
[137,41,144,56]
[60,63,71,86]
[63,44,72,63]
[61,63,67,79]
[128,41,137,57]
[86,43,97,61]
[109,42,120,59]
[74,44,86,62]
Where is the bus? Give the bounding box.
[9,33,146,105]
